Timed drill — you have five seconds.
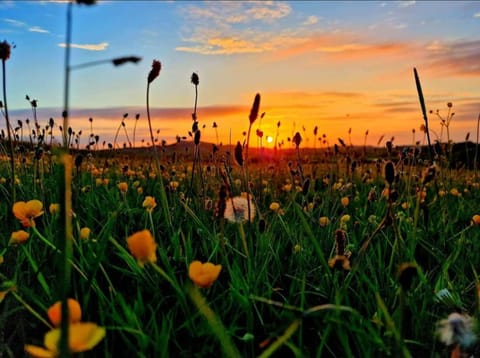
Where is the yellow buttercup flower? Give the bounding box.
[126,230,157,267]
[117,182,128,194]
[472,214,480,226]
[188,261,222,288]
[319,216,330,227]
[47,298,82,327]
[49,203,60,215]
[142,196,157,212]
[9,230,30,245]
[79,227,91,240]
[269,202,280,212]
[13,200,44,227]
[341,196,349,207]
[24,322,106,357]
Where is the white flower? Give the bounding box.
[436,312,476,348]
[224,196,255,223]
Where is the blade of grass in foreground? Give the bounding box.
[413,67,433,162]
[186,284,241,358]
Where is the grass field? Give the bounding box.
[0,133,480,357]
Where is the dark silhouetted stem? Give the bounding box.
[413,68,433,162]
[2,58,15,204]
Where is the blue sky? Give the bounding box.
[1,1,479,147]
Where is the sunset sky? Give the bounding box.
[1,0,479,148]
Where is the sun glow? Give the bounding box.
[266,136,273,144]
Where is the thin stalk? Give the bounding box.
[474,113,480,178]
[413,68,433,162]
[59,154,73,358]
[62,1,72,149]
[1,58,15,204]
[146,81,173,234]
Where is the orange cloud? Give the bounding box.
[424,39,480,77]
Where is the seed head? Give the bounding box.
[147,60,161,84]
[0,40,11,61]
[191,72,199,86]
[249,93,261,124]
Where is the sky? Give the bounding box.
[0,0,479,149]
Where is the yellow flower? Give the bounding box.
[282,183,292,192]
[472,214,480,226]
[341,196,349,207]
[438,189,446,197]
[9,230,30,245]
[449,188,461,197]
[169,181,179,191]
[137,187,143,195]
[319,216,330,227]
[49,203,60,215]
[401,202,410,210]
[269,202,280,212]
[79,227,91,240]
[340,214,351,224]
[13,200,44,227]
[95,178,103,187]
[188,260,222,288]
[126,230,157,267]
[117,182,128,194]
[142,196,157,212]
[24,322,106,357]
[47,298,82,327]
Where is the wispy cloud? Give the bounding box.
[3,18,27,27]
[58,42,109,51]
[425,39,480,76]
[398,1,416,8]
[474,12,480,18]
[303,15,319,26]
[29,26,49,33]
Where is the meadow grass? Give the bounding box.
[0,134,479,357]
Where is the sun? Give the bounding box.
[266,136,273,144]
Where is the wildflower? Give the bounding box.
[471,215,480,226]
[319,216,330,227]
[340,214,351,224]
[117,182,128,194]
[449,188,461,197]
[79,227,91,240]
[49,203,60,215]
[341,196,349,207]
[224,196,256,223]
[9,230,29,245]
[436,312,476,349]
[126,230,157,267]
[283,183,292,192]
[438,189,446,197]
[47,298,82,327]
[142,196,157,212]
[13,200,44,227]
[169,181,179,191]
[24,322,106,357]
[137,187,143,195]
[188,260,222,288]
[401,202,410,210]
[293,244,302,253]
[269,202,280,212]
